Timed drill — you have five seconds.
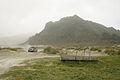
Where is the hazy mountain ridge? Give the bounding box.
[28,15,120,46]
[0,33,35,45]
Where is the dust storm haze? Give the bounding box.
[0,0,120,37]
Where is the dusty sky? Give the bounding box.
[0,0,120,37]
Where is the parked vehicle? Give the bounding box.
[28,47,38,52]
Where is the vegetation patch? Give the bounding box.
[43,46,59,54]
[0,56,120,80]
[104,49,120,55]
[0,47,22,51]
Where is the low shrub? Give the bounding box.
[104,49,120,55]
[43,47,59,54]
[0,47,22,51]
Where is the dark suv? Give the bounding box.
[28,47,38,52]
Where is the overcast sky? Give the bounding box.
[0,0,120,37]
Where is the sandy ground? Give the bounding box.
[0,51,59,75]
[0,45,107,75]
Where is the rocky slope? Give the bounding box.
[27,15,120,46]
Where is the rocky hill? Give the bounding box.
[27,15,120,46]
